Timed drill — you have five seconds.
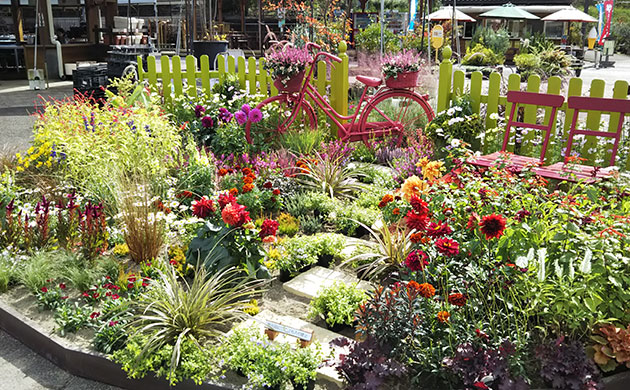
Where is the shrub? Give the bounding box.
[0,257,16,292]
[113,334,218,386]
[18,252,60,292]
[612,22,630,55]
[536,337,601,390]
[462,43,504,66]
[514,53,541,80]
[308,282,367,327]
[297,152,367,200]
[277,127,329,155]
[355,22,400,53]
[219,326,322,389]
[471,26,510,57]
[538,48,573,77]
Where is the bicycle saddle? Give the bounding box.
[356,75,382,87]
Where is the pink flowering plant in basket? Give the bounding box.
[265,46,313,86]
[381,50,422,79]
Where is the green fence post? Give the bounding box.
[437,46,453,114]
[200,55,211,95]
[543,76,562,163]
[503,73,521,153]
[316,60,327,96]
[607,80,628,166]
[161,55,173,105]
[248,57,257,95]
[146,56,158,91]
[217,54,226,84]
[137,55,145,80]
[582,79,605,165]
[185,55,197,97]
[470,71,482,114]
[237,57,246,90]
[452,69,465,97]
[258,57,268,96]
[485,72,501,130]
[171,56,183,97]
[331,41,349,121]
[563,77,583,137]
[521,74,541,156]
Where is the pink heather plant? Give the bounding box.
[381,50,422,79]
[265,46,313,83]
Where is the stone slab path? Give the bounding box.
[283,266,372,301]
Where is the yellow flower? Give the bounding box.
[401,175,429,200]
[422,161,445,181]
[416,157,429,168]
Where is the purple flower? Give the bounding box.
[241,104,251,115]
[218,107,233,123]
[194,105,205,118]
[201,115,214,128]
[235,110,248,125]
[248,108,263,123]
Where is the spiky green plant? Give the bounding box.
[345,219,413,281]
[129,265,266,379]
[297,152,367,199]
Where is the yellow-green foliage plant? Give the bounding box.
[17,94,182,213]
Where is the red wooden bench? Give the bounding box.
[468,90,565,171]
[534,96,630,183]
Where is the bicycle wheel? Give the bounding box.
[357,91,435,146]
[245,94,318,144]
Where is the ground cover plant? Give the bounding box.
[0,45,629,390]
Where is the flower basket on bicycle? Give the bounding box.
[382,50,422,89]
[265,46,312,94]
[384,71,420,89]
[273,70,306,93]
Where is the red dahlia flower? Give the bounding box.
[242,183,254,193]
[176,190,193,199]
[242,176,254,184]
[409,195,429,215]
[405,250,429,271]
[467,212,479,230]
[242,167,252,176]
[192,196,216,218]
[263,181,273,189]
[406,210,429,231]
[272,189,281,196]
[426,221,453,238]
[221,202,251,227]
[479,213,507,240]
[259,219,279,239]
[447,293,467,307]
[229,188,239,197]
[435,238,460,257]
[378,194,394,208]
[218,192,237,209]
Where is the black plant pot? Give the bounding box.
[291,379,315,390]
[299,264,312,273]
[192,40,228,70]
[317,254,334,268]
[278,269,292,283]
[352,225,370,238]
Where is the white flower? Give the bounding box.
[451,138,461,147]
[447,117,464,126]
[447,108,455,116]
[489,113,500,120]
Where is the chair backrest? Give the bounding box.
[501,90,565,164]
[564,96,630,167]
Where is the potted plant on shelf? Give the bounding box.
[193,30,229,70]
[381,49,422,89]
[265,46,313,93]
[308,281,367,332]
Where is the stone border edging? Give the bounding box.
[0,300,236,390]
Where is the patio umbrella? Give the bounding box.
[426,7,475,23]
[479,3,540,20]
[542,6,597,23]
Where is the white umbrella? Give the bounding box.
[426,7,475,22]
[542,6,598,23]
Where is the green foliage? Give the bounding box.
[351,142,377,163]
[612,22,630,55]
[514,53,541,80]
[212,74,241,103]
[538,48,573,77]
[0,257,16,292]
[219,326,322,388]
[128,265,264,380]
[18,252,60,292]
[174,148,216,198]
[277,212,300,236]
[522,32,556,54]
[425,94,484,152]
[308,281,367,327]
[462,43,504,66]
[94,318,129,354]
[211,122,251,156]
[28,98,182,213]
[297,152,367,200]
[331,201,380,236]
[471,27,510,57]
[113,334,218,386]
[299,214,324,235]
[355,22,400,53]
[278,127,329,155]
[54,302,90,336]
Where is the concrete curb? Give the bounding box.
[0,300,235,390]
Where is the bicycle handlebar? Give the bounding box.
[314,51,342,64]
[306,42,321,52]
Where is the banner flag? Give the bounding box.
[598,0,614,45]
[409,0,417,30]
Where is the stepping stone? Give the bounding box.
[234,309,350,388]
[340,237,372,259]
[283,266,373,300]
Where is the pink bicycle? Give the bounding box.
[245,42,435,145]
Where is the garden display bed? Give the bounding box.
[1,59,629,390]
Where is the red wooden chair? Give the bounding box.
[468,90,565,171]
[534,96,630,183]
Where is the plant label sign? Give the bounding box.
[264,320,313,342]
